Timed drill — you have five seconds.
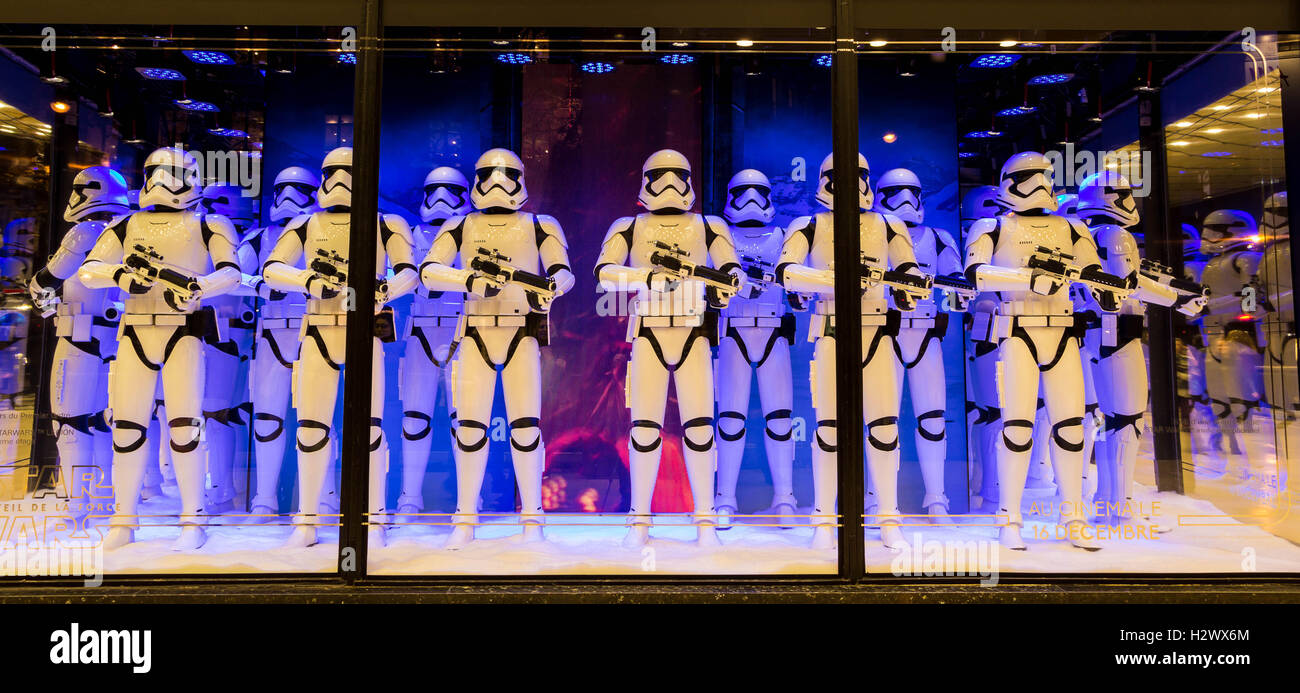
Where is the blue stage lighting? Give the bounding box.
[135,67,186,81]
[970,54,1021,68]
[183,50,235,65]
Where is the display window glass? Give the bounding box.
[0,24,356,574]
[365,27,842,575]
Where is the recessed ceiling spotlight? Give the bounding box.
[1173,121,1192,127]
[672,41,689,48]
[999,40,1018,47]
[1204,128,1225,134]
[868,40,888,47]
[1170,140,1190,146]
[1211,105,1230,111]
[736,39,754,48]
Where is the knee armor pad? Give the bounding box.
[765,408,792,441]
[866,415,900,452]
[112,420,149,453]
[168,416,204,453]
[1051,416,1085,453]
[369,417,384,452]
[296,419,331,453]
[682,416,715,452]
[814,419,838,453]
[89,410,112,434]
[52,413,93,438]
[401,410,432,441]
[717,411,746,442]
[917,409,946,442]
[252,412,285,443]
[1104,412,1144,440]
[1002,418,1035,453]
[202,407,233,427]
[454,419,489,453]
[629,419,663,453]
[509,416,541,452]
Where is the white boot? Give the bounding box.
[999,523,1026,550]
[103,526,134,550]
[880,522,909,552]
[172,524,206,551]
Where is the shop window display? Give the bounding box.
[0,18,1297,581]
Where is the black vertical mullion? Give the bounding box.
[831,0,865,581]
[339,0,383,582]
[1140,72,1184,494]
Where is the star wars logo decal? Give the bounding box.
[170,143,263,198]
[1045,145,1152,198]
[889,534,999,586]
[0,461,112,586]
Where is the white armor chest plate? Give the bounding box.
[252,223,305,320]
[459,212,540,316]
[629,213,709,317]
[804,211,892,316]
[303,212,386,316]
[56,221,112,318]
[1202,250,1257,318]
[727,225,785,317]
[1094,225,1143,315]
[413,223,463,317]
[908,225,942,314]
[990,213,1076,316]
[122,211,213,314]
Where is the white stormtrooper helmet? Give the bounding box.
[1055,193,1079,217]
[1200,209,1258,255]
[317,147,353,209]
[639,149,695,213]
[1077,171,1139,228]
[815,151,871,211]
[961,185,1001,226]
[269,166,320,222]
[1263,190,1288,235]
[139,146,203,211]
[202,185,258,231]
[996,151,1057,213]
[471,148,528,211]
[1,218,37,259]
[723,168,775,225]
[64,166,130,222]
[420,166,471,225]
[875,168,923,225]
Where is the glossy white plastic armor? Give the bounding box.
[964,152,1112,551]
[961,185,1003,513]
[78,148,241,551]
[595,150,744,548]
[877,168,962,522]
[714,169,796,528]
[1257,191,1294,493]
[777,153,925,551]
[421,149,574,548]
[397,166,470,520]
[262,147,420,548]
[29,166,130,518]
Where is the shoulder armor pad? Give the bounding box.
[966,217,1001,248]
[241,225,267,253]
[64,220,108,252]
[380,213,414,245]
[533,214,569,249]
[1067,217,1095,247]
[200,213,240,248]
[438,215,469,247]
[933,227,958,254]
[603,216,636,246]
[106,214,132,243]
[703,214,735,249]
[881,213,913,246]
[285,214,312,242]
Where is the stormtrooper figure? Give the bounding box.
[595,149,743,548]
[396,166,470,522]
[1257,191,1294,491]
[241,166,319,520]
[876,167,963,523]
[777,152,927,551]
[28,167,130,518]
[1181,224,1216,456]
[713,168,796,528]
[262,147,420,548]
[963,151,1125,551]
[961,185,1003,514]
[1077,172,1204,525]
[420,148,574,548]
[78,147,242,550]
[198,186,260,515]
[1199,209,1267,478]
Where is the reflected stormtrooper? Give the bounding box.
[1199,209,1267,477]
[397,166,470,522]
[1077,172,1204,525]
[199,185,260,515]
[241,166,319,520]
[963,152,1128,550]
[262,146,420,548]
[777,152,928,550]
[961,185,1003,514]
[1257,191,1294,490]
[876,167,963,523]
[713,168,796,528]
[420,148,574,548]
[79,147,242,550]
[29,167,130,517]
[595,149,743,548]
